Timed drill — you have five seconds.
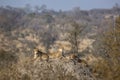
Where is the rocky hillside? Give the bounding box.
[18,58,97,80]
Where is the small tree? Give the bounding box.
[41,24,58,53]
[67,21,85,54]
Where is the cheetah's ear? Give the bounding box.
[33,47,39,51]
[33,47,36,50]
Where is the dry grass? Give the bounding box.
[91,57,120,80]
